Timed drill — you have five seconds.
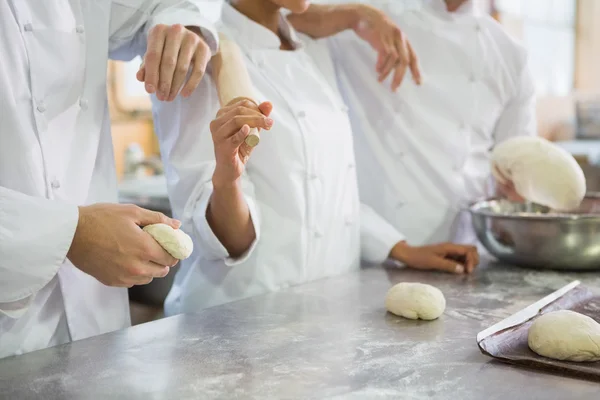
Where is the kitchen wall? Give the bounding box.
[108,62,159,180]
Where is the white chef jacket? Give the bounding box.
[152,4,404,315]
[321,0,537,245]
[0,0,219,359]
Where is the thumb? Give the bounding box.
[136,208,181,230]
[426,255,465,275]
[258,101,273,117]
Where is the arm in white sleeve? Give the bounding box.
[151,73,260,267]
[492,58,537,145]
[0,187,78,310]
[360,203,405,264]
[108,0,221,61]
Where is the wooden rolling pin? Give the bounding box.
[212,33,261,147]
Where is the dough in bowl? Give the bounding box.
[143,223,194,260]
[385,282,446,320]
[528,310,600,362]
[491,136,586,210]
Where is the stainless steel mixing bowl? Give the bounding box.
[469,194,600,270]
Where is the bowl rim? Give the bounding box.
[468,193,600,221]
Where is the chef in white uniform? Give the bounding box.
[0,0,219,358]
[292,0,536,246]
[152,0,479,316]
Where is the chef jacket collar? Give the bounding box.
[222,2,303,50]
[424,0,478,20]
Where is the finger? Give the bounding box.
[391,34,409,91]
[211,105,269,134]
[426,256,465,274]
[145,241,179,268]
[378,54,397,83]
[378,35,399,81]
[216,99,262,118]
[217,116,272,141]
[258,101,273,117]
[144,24,168,94]
[233,125,252,153]
[133,206,181,229]
[167,31,198,101]
[181,39,211,98]
[136,59,146,82]
[158,24,185,101]
[466,247,480,273]
[406,41,422,85]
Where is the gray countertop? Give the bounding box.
[2,260,600,399]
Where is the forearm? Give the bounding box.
[287,4,360,39]
[207,178,255,258]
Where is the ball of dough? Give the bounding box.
[143,223,193,260]
[385,282,446,320]
[528,310,600,362]
[491,136,586,210]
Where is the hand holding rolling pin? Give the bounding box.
[210,99,273,186]
[209,31,274,183]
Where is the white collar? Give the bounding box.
[424,0,478,20]
[221,3,303,50]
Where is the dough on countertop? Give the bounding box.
[528,310,600,362]
[491,136,586,210]
[385,282,446,320]
[143,223,194,260]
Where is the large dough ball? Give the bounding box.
[491,136,586,210]
[385,282,446,320]
[143,223,193,260]
[528,310,600,362]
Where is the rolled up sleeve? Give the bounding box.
[190,180,260,267]
[151,74,261,266]
[108,0,221,60]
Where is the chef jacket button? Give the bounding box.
[297,110,306,118]
[396,201,405,209]
[79,98,89,110]
[307,172,318,180]
[340,104,349,113]
[23,23,33,32]
[76,25,85,34]
[469,75,476,83]
[36,101,46,113]
[345,217,354,226]
[51,179,61,189]
[475,24,481,32]
[314,230,324,238]
[348,162,355,169]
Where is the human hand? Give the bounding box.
[492,164,525,202]
[136,24,212,101]
[351,4,421,91]
[67,204,181,287]
[390,241,479,274]
[210,99,273,188]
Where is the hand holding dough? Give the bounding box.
[143,223,193,260]
[528,310,600,362]
[385,282,446,320]
[491,136,586,210]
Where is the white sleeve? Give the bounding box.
[0,187,79,306]
[151,73,260,267]
[108,0,221,61]
[492,58,537,145]
[360,203,405,264]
